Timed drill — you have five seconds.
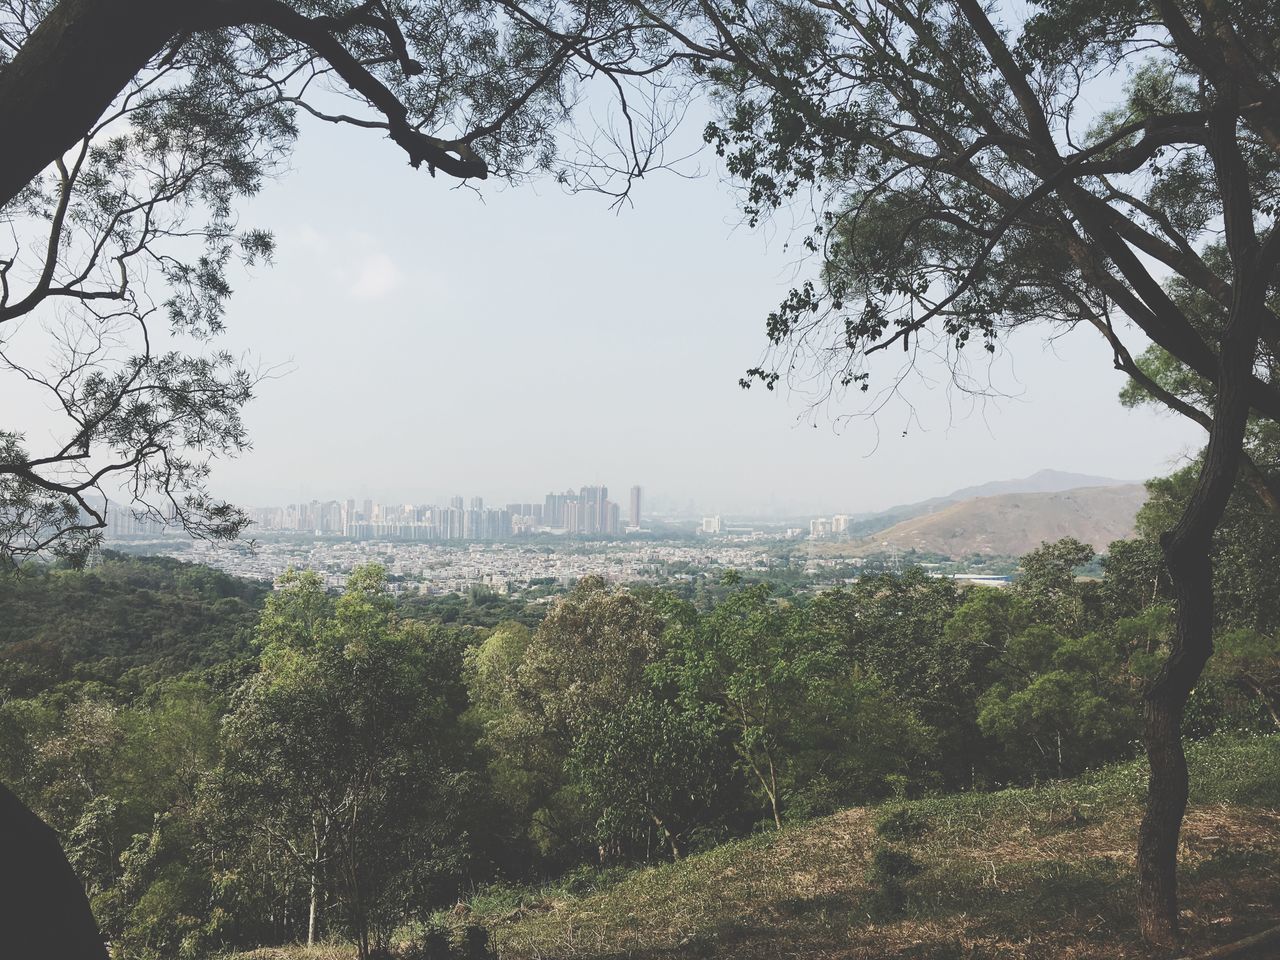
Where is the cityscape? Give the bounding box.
[105,482,866,546]
[101,480,893,593]
[166,538,792,595]
[177,484,642,540]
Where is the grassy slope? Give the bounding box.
[467,735,1280,960]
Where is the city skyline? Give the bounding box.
[230,483,644,540]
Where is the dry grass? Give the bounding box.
[472,737,1280,960]
[228,945,357,960]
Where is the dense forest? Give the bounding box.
[2,464,1278,960]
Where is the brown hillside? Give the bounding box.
[859,484,1148,557]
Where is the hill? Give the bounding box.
[858,483,1148,557]
[943,468,1125,501]
[0,552,268,696]
[464,734,1280,960]
[845,469,1128,538]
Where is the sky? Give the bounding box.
[8,106,1206,519]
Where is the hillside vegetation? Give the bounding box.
[3,461,1277,960]
[467,735,1280,960]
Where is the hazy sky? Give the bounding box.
[10,109,1207,518]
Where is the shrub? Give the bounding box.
[874,806,930,841]
[865,844,923,917]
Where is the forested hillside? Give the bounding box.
[0,554,269,697]
[1,466,1277,960]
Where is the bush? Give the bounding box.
[874,806,929,841]
[865,844,923,917]
[454,923,495,960]
[402,919,452,959]
[867,845,923,884]
[401,920,493,960]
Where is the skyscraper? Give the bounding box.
[579,485,607,534]
[629,485,642,527]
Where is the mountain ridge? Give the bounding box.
[856,483,1148,557]
[843,468,1131,538]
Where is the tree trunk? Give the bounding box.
[652,815,684,860]
[1136,102,1269,945]
[767,785,782,829]
[767,754,782,829]
[308,866,319,947]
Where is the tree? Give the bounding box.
[1014,538,1097,635]
[811,571,980,786]
[472,577,665,863]
[659,584,843,828]
[212,566,476,959]
[977,620,1144,779]
[568,694,729,859]
[609,0,1280,941]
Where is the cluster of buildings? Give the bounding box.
[172,538,773,595]
[105,506,171,539]
[241,485,645,541]
[808,514,853,539]
[695,514,853,541]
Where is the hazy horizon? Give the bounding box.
[7,114,1205,519]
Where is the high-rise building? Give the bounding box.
[579,485,608,534]
[629,485,642,527]
[544,489,575,529]
[563,498,580,533]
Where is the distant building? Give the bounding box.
[832,514,850,535]
[580,485,608,534]
[630,485,643,527]
[701,516,722,534]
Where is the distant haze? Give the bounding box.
[4,119,1206,518]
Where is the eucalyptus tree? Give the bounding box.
[474,577,666,862]
[613,0,1280,942]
